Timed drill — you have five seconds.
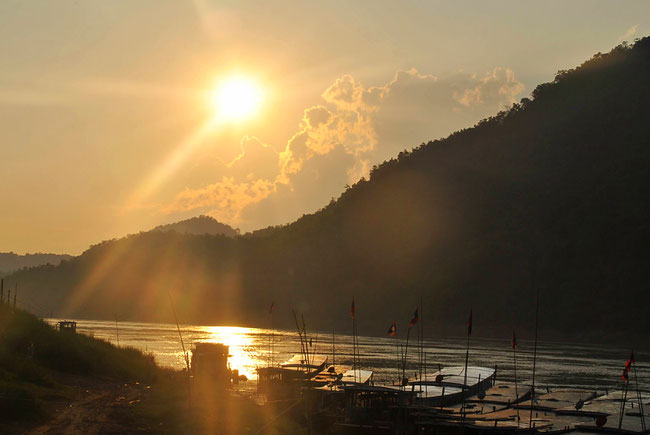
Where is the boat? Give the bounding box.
[257,354,329,399]
[191,342,238,387]
[332,384,417,433]
[409,366,496,407]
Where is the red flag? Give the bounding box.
[269,302,275,314]
[351,299,355,319]
[622,350,634,381]
[409,309,419,326]
[625,351,635,371]
[467,309,473,337]
[512,331,517,350]
[388,321,396,336]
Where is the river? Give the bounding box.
[46,318,649,393]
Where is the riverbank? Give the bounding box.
[0,305,301,434]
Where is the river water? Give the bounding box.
[47,318,649,393]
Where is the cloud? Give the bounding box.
[161,66,524,230]
[453,67,524,108]
[618,24,638,42]
[164,176,276,224]
[227,136,279,181]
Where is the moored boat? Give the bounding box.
[409,366,496,406]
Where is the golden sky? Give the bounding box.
[0,0,647,254]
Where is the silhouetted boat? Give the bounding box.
[257,354,329,399]
[409,366,496,406]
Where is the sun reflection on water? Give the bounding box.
[198,326,266,380]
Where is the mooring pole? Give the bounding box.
[115,314,120,347]
[402,326,411,386]
[529,288,540,431]
[513,331,520,426]
[619,379,629,430]
[633,364,646,432]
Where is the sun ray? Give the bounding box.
[125,120,216,209]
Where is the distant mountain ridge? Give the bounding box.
[151,215,239,237]
[0,252,72,276]
[5,39,650,344]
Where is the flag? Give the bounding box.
[512,331,517,350]
[269,302,275,314]
[388,321,396,336]
[622,350,634,381]
[409,309,419,326]
[351,299,355,319]
[625,351,635,371]
[467,309,473,337]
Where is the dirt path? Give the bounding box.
[29,376,149,435]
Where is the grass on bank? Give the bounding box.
[0,304,303,434]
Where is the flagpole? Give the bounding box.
[332,331,335,370]
[402,326,411,387]
[619,378,629,430]
[292,310,307,367]
[268,303,273,367]
[529,288,540,430]
[633,362,646,432]
[461,315,471,425]
[513,331,519,427]
[395,324,399,384]
[419,295,424,391]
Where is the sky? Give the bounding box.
[0,0,647,255]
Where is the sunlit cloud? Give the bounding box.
[452,67,524,108]
[160,66,524,230]
[618,24,639,42]
[164,176,276,224]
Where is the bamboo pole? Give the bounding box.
[402,326,411,386]
[619,379,629,430]
[513,332,519,426]
[633,364,646,432]
[115,314,120,347]
[168,290,191,412]
[529,288,540,430]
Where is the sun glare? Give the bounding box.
[210,77,263,122]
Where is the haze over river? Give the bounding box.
[47,319,649,393]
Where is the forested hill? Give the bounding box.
[0,252,72,276]
[6,39,650,344]
[151,215,239,237]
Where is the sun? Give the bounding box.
[210,76,263,122]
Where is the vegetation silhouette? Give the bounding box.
[5,38,650,343]
[0,252,72,276]
[151,215,240,237]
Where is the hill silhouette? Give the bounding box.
[5,39,650,344]
[151,215,239,237]
[0,252,72,276]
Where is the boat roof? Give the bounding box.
[342,384,416,395]
[410,384,464,398]
[281,354,327,369]
[340,369,373,385]
[417,366,495,387]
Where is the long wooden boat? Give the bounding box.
[409,366,496,406]
[257,354,328,399]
